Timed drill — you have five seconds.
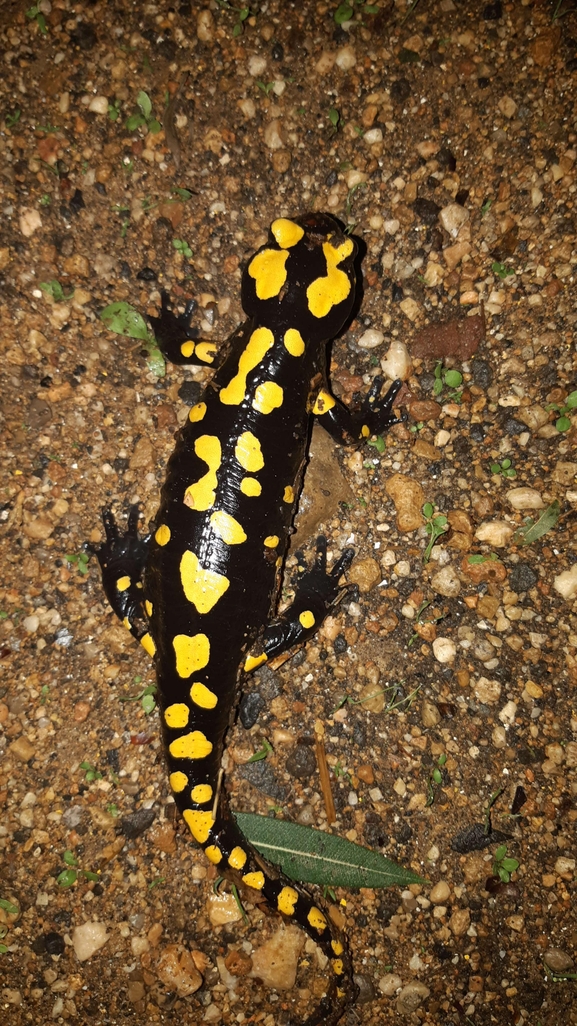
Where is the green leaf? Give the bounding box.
[125,114,146,131]
[328,108,340,128]
[515,500,560,546]
[100,302,151,342]
[335,3,354,23]
[432,378,443,396]
[144,344,166,378]
[147,118,162,134]
[63,850,79,867]
[172,187,193,200]
[422,503,434,518]
[0,899,19,914]
[565,390,577,409]
[443,370,462,388]
[490,463,501,474]
[234,813,427,888]
[501,858,519,873]
[141,693,156,714]
[363,4,380,11]
[57,869,78,888]
[556,415,571,432]
[494,844,507,861]
[82,871,100,882]
[137,91,152,119]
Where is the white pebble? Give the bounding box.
[432,637,456,665]
[335,45,357,70]
[248,56,267,77]
[506,487,544,510]
[553,564,577,601]
[88,96,109,115]
[357,328,384,350]
[72,922,109,961]
[380,338,411,380]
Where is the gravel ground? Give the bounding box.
[1,1,577,1024]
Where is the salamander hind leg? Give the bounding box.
[147,290,218,367]
[94,507,155,656]
[314,376,405,444]
[247,537,355,669]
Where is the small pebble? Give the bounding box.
[432,637,456,664]
[396,982,430,1015]
[72,922,109,961]
[430,881,451,904]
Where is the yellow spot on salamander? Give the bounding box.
[307,907,327,932]
[195,342,216,364]
[122,616,131,631]
[210,510,247,545]
[191,783,213,804]
[180,341,195,358]
[235,431,264,473]
[361,424,370,438]
[116,575,130,592]
[312,390,336,415]
[271,218,304,249]
[184,435,221,512]
[307,238,354,318]
[242,871,265,890]
[173,633,210,678]
[283,485,294,504]
[332,959,344,976]
[244,653,267,673]
[140,632,156,657]
[283,327,305,357]
[155,524,171,546]
[169,730,213,760]
[189,402,207,423]
[331,940,344,956]
[145,600,153,617]
[264,535,279,549]
[180,550,230,614]
[190,681,218,710]
[277,886,299,916]
[240,476,262,497]
[228,846,247,870]
[299,610,315,630]
[183,808,214,844]
[253,380,283,415]
[169,771,188,793]
[220,327,274,406]
[248,248,289,300]
[205,844,223,865]
[164,703,190,729]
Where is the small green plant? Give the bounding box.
[333,761,353,785]
[5,110,21,128]
[214,1,251,36]
[0,898,19,953]
[172,187,193,201]
[26,4,48,34]
[491,261,515,280]
[344,181,367,233]
[513,500,560,546]
[57,850,99,889]
[467,553,500,565]
[256,80,276,97]
[408,599,445,647]
[108,100,121,122]
[432,361,463,400]
[422,503,448,562]
[100,301,166,377]
[148,876,166,891]
[426,752,447,806]
[552,0,575,23]
[492,844,519,883]
[172,238,192,258]
[79,761,103,783]
[125,91,161,134]
[481,198,492,216]
[106,803,119,817]
[327,108,341,134]
[39,194,51,206]
[543,961,577,982]
[40,684,50,704]
[546,389,577,432]
[119,682,158,714]
[39,279,74,302]
[366,434,386,453]
[247,738,273,763]
[489,458,516,478]
[334,1,379,23]
[64,551,90,575]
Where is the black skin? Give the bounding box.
[95,213,404,1026]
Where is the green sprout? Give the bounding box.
[366,434,386,453]
[125,91,161,134]
[57,850,100,889]
[172,238,192,258]
[108,100,121,122]
[64,552,90,575]
[334,1,379,24]
[26,4,48,34]
[491,261,515,280]
[546,390,577,432]
[432,361,463,401]
[492,844,519,884]
[214,1,251,36]
[481,198,492,216]
[327,108,341,134]
[79,761,103,783]
[422,503,448,562]
[426,752,447,806]
[119,682,158,715]
[39,280,75,302]
[256,80,276,97]
[247,738,273,763]
[489,458,516,479]
[5,110,21,128]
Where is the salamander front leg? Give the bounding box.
[314,376,404,445]
[148,290,218,367]
[245,537,355,671]
[94,507,155,657]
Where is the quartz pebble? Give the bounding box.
[72,922,109,961]
[396,982,430,1015]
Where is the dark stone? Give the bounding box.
[285,743,317,779]
[390,78,411,103]
[271,42,284,61]
[238,760,286,801]
[351,720,366,748]
[471,359,493,388]
[239,691,265,729]
[119,261,131,278]
[413,197,441,226]
[363,811,389,849]
[452,436,470,458]
[483,2,503,19]
[469,423,485,443]
[509,563,538,592]
[178,379,202,405]
[455,188,469,206]
[502,415,526,436]
[392,282,403,302]
[105,748,120,772]
[120,808,156,839]
[94,181,107,196]
[333,633,347,655]
[70,22,98,50]
[69,190,85,214]
[477,76,490,89]
[44,932,65,956]
[394,820,412,844]
[325,169,338,187]
[450,822,509,853]
[136,267,157,281]
[112,457,129,473]
[437,147,457,171]
[353,973,376,1004]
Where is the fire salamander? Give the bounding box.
[96,213,402,1026]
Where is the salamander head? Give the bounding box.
[241,213,358,342]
